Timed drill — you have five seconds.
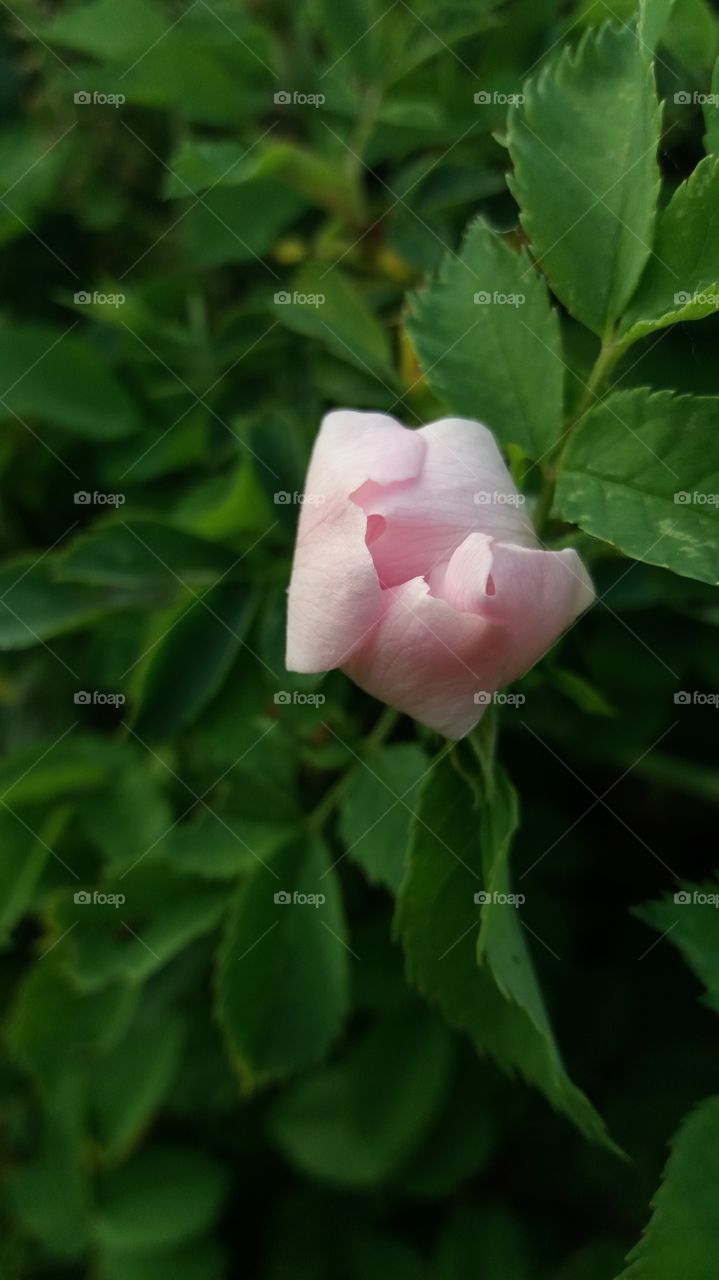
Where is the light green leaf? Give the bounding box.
[507,22,661,335]
[215,838,349,1085]
[0,325,138,438]
[394,754,618,1151]
[664,0,718,72]
[339,744,428,893]
[638,0,677,48]
[97,1146,228,1252]
[616,1095,719,1279]
[634,881,719,1012]
[620,157,719,341]
[407,216,564,457]
[556,389,719,586]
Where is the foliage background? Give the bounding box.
[0,0,718,1276]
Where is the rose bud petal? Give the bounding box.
[286,410,594,739]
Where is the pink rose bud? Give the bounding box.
[286,411,594,739]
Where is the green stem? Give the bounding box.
[534,329,628,534]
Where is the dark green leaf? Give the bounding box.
[408,217,565,456]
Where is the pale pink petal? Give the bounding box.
[342,576,508,739]
[355,417,535,588]
[286,411,425,671]
[434,532,595,685]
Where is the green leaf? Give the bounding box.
[316,0,378,81]
[97,1146,228,1252]
[97,1238,227,1280]
[6,958,136,1091]
[556,389,719,586]
[339,744,428,893]
[215,838,349,1084]
[435,1205,534,1280]
[58,521,238,589]
[703,57,719,153]
[179,183,304,268]
[638,0,677,48]
[273,263,395,382]
[133,584,257,740]
[395,1053,499,1197]
[616,1095,719,1279]
[155,810,294,880]
[269,1006,453,1187]
[620,157,719,341]
[0,556,145,650]
[507,23,661,336]
[49,863,227,989]
[167,138,360,220]
[394,754,618,1151]
[0,807,69,940]
[664,0,718,72]
[40,0,168,60]
[0,325,138,438]
[93,1009,185,1160]
[407,217,564,457]
[0,735,117,806]
[8,1089,92,1261]
[80,761,173,875]
[634,881,719,1012]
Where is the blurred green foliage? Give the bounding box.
[1,0,719,1276]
